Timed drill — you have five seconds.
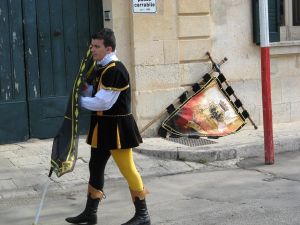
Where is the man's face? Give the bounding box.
[90,39,112,61]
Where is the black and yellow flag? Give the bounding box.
[50,49,95,177]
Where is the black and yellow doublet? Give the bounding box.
[86,61,142,151]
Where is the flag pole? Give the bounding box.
[259,0,274,164]
[32,170,53,225]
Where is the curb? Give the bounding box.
[134,135,300,163]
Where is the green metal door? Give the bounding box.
[0,0,103,144]
[0,0,29,144]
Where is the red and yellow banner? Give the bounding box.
[162,78,245,137]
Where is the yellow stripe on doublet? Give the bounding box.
[91,124,98,148]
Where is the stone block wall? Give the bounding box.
[131,0,213,136]
[269,51,300,123]
[103,0,300,136]
[102,0,133,72]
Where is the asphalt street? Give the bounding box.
[1,150,299,225]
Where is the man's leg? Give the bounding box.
[111,148,151,225]
[65,148,111,224]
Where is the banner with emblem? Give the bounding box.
[155,52,257,138]
[161,77,246,138]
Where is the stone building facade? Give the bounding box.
[102,0,300,136]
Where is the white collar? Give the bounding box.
[97,52,118,66]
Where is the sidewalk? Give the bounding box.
[0,122,299,200]
[135,122,300,162]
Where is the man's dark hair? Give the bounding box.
[92,28,116,51]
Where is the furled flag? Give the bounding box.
[50,49,95,177]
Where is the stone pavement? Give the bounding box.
[0,122,300,200]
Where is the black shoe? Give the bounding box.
[121,197,151,225]
[65,194,100,224]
